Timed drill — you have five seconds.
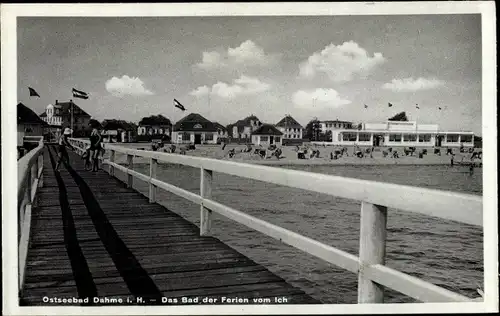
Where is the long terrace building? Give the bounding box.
[329,121,474,148]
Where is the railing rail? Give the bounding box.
[68,138,483,303]
[17,136,45,292]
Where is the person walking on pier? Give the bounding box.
[55,127,75,171]
[88,121,103,172]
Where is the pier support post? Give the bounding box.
[149,158,157,203]
[127,154,134,188]
[358,202,387,303]
[109,150,115,176]
[200,167,213,236]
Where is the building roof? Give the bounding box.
[213,122,227,131]
[227,114,261,133]
[276,115,303,128]
[173,113,217,132]
[139,115,172,126]
[321,119,353,124]
[39,112,47,117]
[52,100,91,117]
[251,124,283,136]
[18,103,46,125]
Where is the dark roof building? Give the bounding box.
[173,113,217,132]
[213,122,227,132]
[276,115,303,129]
[227,114,261,134]
[53,100,91,117]
[102,119,137,131]
[251,124,283,136]
[18,103,47,125]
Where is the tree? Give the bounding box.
[388,111,409,121]
[305,119,321,141]
[139,114,171,126]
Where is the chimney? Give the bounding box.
[55,100,58,104]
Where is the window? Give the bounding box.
[260,136,269,141]
[418,134,432,142]
[275,137,281,142]
[460,134,473,143]
[358,133,371,142]
[205,133,214,141]
[342,132,357,141]
[182,133,191,141]
[446,134,459,142]
[403,134,417,142]
[389,134,402,142]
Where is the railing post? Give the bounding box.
[358,201,387,303]
[200,167,213,236]
[149,158,157,203]
[109,150,115,176]
[127,154,134,188]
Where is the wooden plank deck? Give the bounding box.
[21,146,320,305]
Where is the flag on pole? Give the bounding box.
[388,102,393,107]
[28,87,40,97]
[174,99,186,111]
[72,88,89,99]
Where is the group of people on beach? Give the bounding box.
[55,121,103,172]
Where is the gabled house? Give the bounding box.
[251,124,283,147]
[40,99,91,137]
[213,122,228,139]
[226,115,262,140]
[276,115,304,140]
[18,103,47,146]
[171,113,218,144]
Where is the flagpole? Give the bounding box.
[71,100,74,137]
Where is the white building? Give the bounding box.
[329,121,474,148]
[251,124,283,147]
[319,120,354,134]
[275,115,303,139]
[171,113,219,145]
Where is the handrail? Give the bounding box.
[68,138,483,303]
[17,136,44,292]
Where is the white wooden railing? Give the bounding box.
[68,138,483,303]
[17,136,45,292]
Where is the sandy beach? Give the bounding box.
[107,142,482,167]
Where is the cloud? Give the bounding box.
[105,75,154,97]
[299,41,385,82]
[382,77,445,92]
[292,88,351,109]
[190,75,271,99]
[196,51,227,70]
[195,40,279,70]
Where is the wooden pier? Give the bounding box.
[16,137,483,306]
[21,146,319,305]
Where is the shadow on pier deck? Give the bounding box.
[21,146,319,305]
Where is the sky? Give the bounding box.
[17,15,482,134]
